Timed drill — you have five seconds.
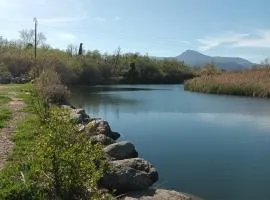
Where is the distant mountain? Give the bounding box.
[175,50,254,70]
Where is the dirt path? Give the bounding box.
[0,98,26,169]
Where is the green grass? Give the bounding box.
[0,95,11,104]
[7,114,38,163]
[0,84,41,199]
[0,84,31,129]
[0,107,11,128]
[0,113,41,200]
[0,95,11,128]
[0,84,112,199]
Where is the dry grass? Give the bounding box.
[184,68,270,98]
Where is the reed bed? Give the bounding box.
[184,68,270,98]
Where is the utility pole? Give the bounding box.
[33,17,38,77]
[33,17,38,61]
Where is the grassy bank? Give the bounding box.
[0,80,112,199]
[0,84,29,128]
[0,96,11,128]
[184,68,270,98]
[0,108,11,128]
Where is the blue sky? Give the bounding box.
[0,0,270,62]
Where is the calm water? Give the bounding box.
[70,85,270,200]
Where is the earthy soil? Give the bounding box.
[0,98,26,169]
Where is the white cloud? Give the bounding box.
[198,30,270,51]
[0,0,87,49]
[233,30,270,48]
[197,32,248,51]
[0,0,86,44]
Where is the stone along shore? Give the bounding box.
[62,105,202,200]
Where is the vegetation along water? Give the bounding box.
[2,1,270,199]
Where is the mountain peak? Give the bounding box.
[176,50,253,70]
[182,49,202,55]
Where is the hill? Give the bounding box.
[176,50,253,70]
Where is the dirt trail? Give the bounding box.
[0,98,26,169]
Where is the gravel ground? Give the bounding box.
[0,98,26,169]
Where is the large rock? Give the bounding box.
[103,141,138,160]
[100,158,158,192]
[60,104,72,110]
[108,131,121,140]
[70,108,90,124]
[121,189,198,200]
[86,119,120,140]
[90,134,115,146]
[0,76,11,84]
[11,76,30,84]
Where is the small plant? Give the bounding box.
[34,69,70,105]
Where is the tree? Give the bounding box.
[19,29,47,47]
[112,46,121,75]
[78,43,83,55]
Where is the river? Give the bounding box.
[70,84,270,200]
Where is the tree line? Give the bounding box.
[0,29,195,85]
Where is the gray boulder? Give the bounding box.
[0,76,11,84]
[85,119,120,140]
[103,141,138,160]
[11,76,30,84]
[100,158,158,192]
[90,134,115,146]
[121,188,197,200]
[87,119,111,134]
[108,131,121,140]
[70,108,90,124]
[78,124,85,132]
[70,113,83,124]
[60,105,72,110]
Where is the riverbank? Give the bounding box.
[184,68,270,98]
[0,83,201,200]
[61,104,202,200]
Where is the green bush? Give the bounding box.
[32,107,109,199]
[34,69,70,105]
[0,86,111,200]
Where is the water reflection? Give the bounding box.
[70,86,140,119]
[70,85,270,200]
[197,113,270,131]
[71,85,270,118]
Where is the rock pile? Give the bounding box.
[61,105,197,199]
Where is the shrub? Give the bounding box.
[34,69,70,105]
[0,102,110,200]
[32,107,109,199]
